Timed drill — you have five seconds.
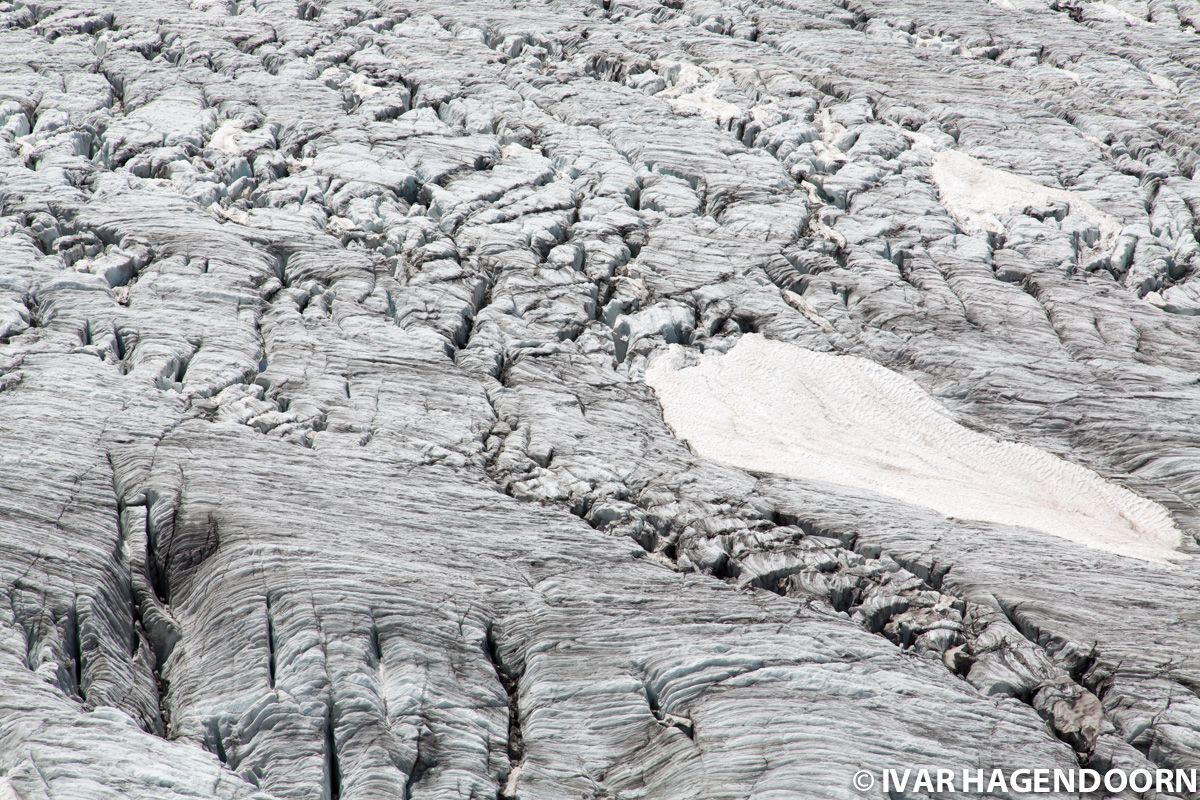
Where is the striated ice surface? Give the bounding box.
[2,0,1200,798]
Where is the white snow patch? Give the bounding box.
[657,60,743,125]
[666,86,742,125]
[210,119,248,155]
[1089,2,1150,25]
[1145,290,1168,307]
[646,334,1184,562]
[0,777,18,800]
[347,72,382,98]
[932,150,1122,248]
[1148,73,1179,93]
[1055,67,1083,85]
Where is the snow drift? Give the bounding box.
[647,334,1183,562]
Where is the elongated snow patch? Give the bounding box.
[646,335,1183,562]
[931,150,1121,248]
